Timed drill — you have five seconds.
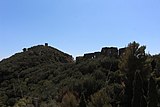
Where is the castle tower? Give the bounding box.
[45,43,48,46]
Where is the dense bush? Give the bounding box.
[0,42,160,107]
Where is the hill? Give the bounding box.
[0,42,160,107]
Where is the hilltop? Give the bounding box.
[1,43,73,64]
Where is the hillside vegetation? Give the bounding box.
[0,42,160,107]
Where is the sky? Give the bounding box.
[0,0,160,60]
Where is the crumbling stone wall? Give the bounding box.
[45,43,48,46]
[93,52,101,58]
[76,56,84,63]
[84,53,95,59]
[101,47,118,57]
[119,48,126,56]
[75,47,126,63]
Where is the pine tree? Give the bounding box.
[119,41,147,107]
[148,76,158,107]
[119,41,146,79]
[132,71,147,107]
[140,95,147,107]
[79,93,86,107]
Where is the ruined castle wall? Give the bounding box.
[101,47,118,57]
[76,47,126,63]
[76,56,84,63]
[84,53,95,59]
[119,48,126,56]
[93,52,101,58]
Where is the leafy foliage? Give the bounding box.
[132,71,147,107]
[88,88,112,107]
[0,42,160,107]
[148,76,158,107]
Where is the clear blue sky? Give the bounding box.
[0,0,160,60]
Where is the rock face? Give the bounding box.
[76,47,126,63]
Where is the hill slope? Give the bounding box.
[0,45,75,106]
[0,42,160,107]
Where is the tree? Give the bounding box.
[119,41,147,107]
[132,71,147,107]
[151,59,156,71]
[148,76,158,107]
[79,93,86,107]
[60,91,80,107]
[13,97,34,107]
[88,88,112,107]
[119,41,146,78]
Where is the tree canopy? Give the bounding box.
[0,42,160,107]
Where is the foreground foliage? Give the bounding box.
[0,42,160,107]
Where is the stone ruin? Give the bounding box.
[76,56,84,63]
[76,47,126,63]
[45,43,48,46]
[84,53,95,59]
[22,43,48,52]
[83,52,101,59]
[101,47,118,57]
[119,48,126,56]
[94,52,101,58]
